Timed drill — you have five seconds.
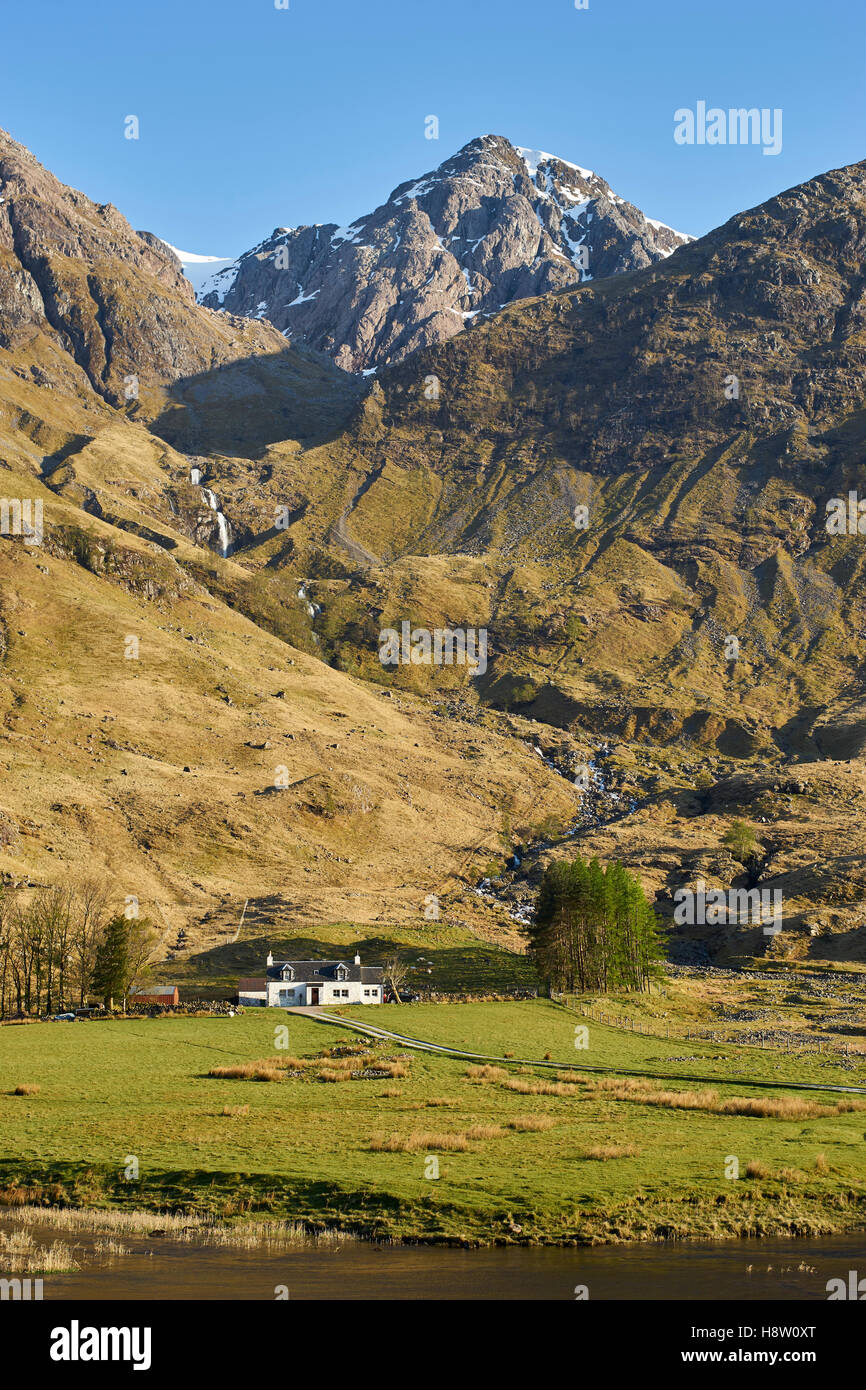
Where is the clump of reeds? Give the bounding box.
[503,1077,580,1097]
[0,1228,80,1272]
[744,1160,770,1179]
[93,1237,130,1258]
[369,1131,469,1153]
[556,1074,859,1121]
[208,1062,282,1082]
[466,1064,507,1083]
[0,1205,351,1248]
[583,1144,640,1161]
[464,1124,506,1140]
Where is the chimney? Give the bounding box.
[267,951,274,967]
[354,954,361,966]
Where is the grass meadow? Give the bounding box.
[0,1000,863,1244]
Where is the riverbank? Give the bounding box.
[1,1205,861,1299]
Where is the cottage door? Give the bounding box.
[310,987,320,1005]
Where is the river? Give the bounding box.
[11,1223,862,1300]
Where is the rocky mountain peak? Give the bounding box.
[197,134,691,373]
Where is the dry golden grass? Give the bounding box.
[558,1073,644,1091]
[405,1097,457,1109]
[0,469,582,953]
[370,1131,469,1153]
[553,1072,862,1121]
[503,1077,580,1097]
[466,1064,507,1083]
[208,1062,282,1082]
[11,1083,40,1096]
[93,1236,131,1258]
[815,1153,830,1174]
[0,1228,79,1272]
[465,1124,506,1140]
[371,1114,558,1150]
[309,1055,358,1071]
[584,1144,640,1161]
[208,1048,408,1086]
[717,1095,861,1120]
[0,1204,350,1247]
[219,1105,250,1117]
[744,1160,770,1179]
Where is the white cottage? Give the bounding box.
[238,954,384,1008]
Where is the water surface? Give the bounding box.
[11,1221,864,1300]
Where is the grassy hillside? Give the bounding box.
[0,1003,862,1245]
[2,139,866,974]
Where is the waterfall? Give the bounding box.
[192,471,232,557]
[214,510,232,557]
[297,583,321,618]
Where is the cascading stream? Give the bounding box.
[190,467,232,557]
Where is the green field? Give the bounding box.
[0,1001,863,1245]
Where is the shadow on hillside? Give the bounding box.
[179,928,538,996]
[149,349,364,459]
[807,923,866,963]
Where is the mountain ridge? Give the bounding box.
[197,133,691,372]
[1,130,865,965]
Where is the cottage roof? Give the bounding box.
[266,960,383,984]
[130,985,177,996]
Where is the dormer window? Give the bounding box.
[280,965,294,981]
[335,964,348,981]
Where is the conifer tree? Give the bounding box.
[530,855,662,993]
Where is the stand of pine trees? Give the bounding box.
[529,856,662,993]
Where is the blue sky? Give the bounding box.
[3,0,863,256]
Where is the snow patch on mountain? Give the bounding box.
[160,243,237,295]
[196,134,695,373]
[516,146,595,180]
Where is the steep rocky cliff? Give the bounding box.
[199,134,690,372]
